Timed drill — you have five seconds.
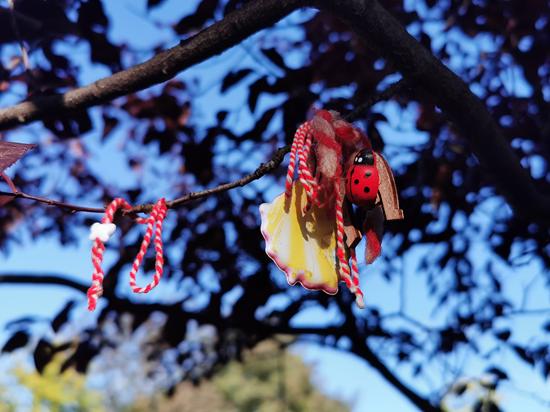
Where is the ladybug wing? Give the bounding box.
[374,152,404,220]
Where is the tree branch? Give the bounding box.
[0,273,88,294]
[0,190,105,213]
[0,0,543,220]
[315,0,550,221]
[352,341,441,412]
[0,0,305,130]
[0,145,291,214]
[261,319,441,412]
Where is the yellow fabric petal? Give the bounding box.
[260,181,339,294]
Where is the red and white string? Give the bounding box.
[87,197,168,311]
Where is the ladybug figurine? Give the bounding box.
[346,148,380,207]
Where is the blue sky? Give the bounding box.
[1,1,549,411]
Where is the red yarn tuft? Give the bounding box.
[285,111,370,307]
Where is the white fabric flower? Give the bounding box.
[89,222,117,242]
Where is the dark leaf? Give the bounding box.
[143,125,178,154]
[1,330,29,352]
[60,352,76,373]
[77,0,108,30]
[174,0,219,35]
[494,329,511,342]
[52,341,72,354]
[473,400,500,412]
[452,382,467,395]
[240,107,277,142]
[221,68,253,93]
[73,342,100,373]
[34,339,54,373]
[51,300,75,333]
[43,47,70,71]
[0,193,13,206]
[42,111,93,139]
[247,77,269,113]
[102,114,119,141]
[486,366,509,381]
[512,345,535,366]
[87,32,121,69]
[182,136,214,184]
[147,0,165,9]
[217,110,229,123]
[261,48,287,70]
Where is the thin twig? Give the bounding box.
[0,146,291,214]
[0,190,105,213]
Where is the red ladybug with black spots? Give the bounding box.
[346,148,380,207]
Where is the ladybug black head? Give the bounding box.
[353,149,374,165]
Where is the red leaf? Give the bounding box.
[0,141,35,173]
[0,194,14,206]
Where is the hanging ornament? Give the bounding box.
[260,110,404,308]
[87,197,168,311]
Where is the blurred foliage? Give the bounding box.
[2,354,103,411]
[441,376,504,412]
[0,0,549,410]
[213,339,348,412]
[1,339,348,412]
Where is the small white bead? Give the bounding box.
[89,222,117,242]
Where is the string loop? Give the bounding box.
[87,198,168,311]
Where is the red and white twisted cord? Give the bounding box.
[285,124,304,199]
[129,198,167,293]
[334,178,364,308]
[297,124,318,209]
[350,247,364,308]
[87,197,168,311]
